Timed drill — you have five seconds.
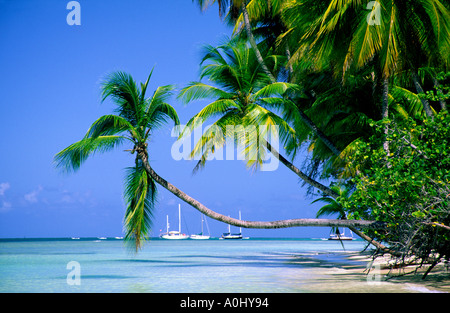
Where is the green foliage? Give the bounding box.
[312,184,352,235]
[123,161,157,252]
[55,69,179,251]
[178,39,298,171]
[419,71,450,103]
[345,112,450,261]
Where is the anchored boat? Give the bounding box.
[190,214,210,240]
[328,228,354,241]
[160,204,189,240]
[220,211,248,240]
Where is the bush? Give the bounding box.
[344,112,450,272]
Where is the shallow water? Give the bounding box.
[0,238,441,293]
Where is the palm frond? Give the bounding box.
[84,114,138,141]
[313,184,349,219]
[178,82,234,103]
[188,111,240,171]
[418,0,450,63]
[54,135,125,172]
[139,67,155,103]
[145,101,180,133]
[146,85,175,111]
[177,99,239,141]
[123,162,157,251]
[251,82,299,99]
[101,71,142,125]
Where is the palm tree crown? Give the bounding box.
[54,70,179,250]
[178,38,297,171]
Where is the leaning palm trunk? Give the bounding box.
[137,148,393,252]
[137,148,375,229]
[348,226,398,256]
[263,139,339,199]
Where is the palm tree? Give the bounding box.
[312,185,350,235]
[194,0,278,82]
[54,69,179,250]
[193,0,343,157]
[178,39,339,198]
[54,69,386,252]
[279,0,450,164]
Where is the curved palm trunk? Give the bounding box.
[263,139,339,199]
[137,150,393,253]
[137,150,376,229]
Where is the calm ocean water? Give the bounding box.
[0,238,429,293]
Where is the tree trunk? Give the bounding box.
[240,1,341,156]
[432,77,447,112]
[241,2,277,83]
[285,44,294,80]
[137,150,376,229]
[412,72,434,120]
[382,78,391,167]
[263,139,339,199]
[297,108,342,156]
[348,226,400,256]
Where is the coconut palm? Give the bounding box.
[54,70,179,250]
[277,0,450,168]
[312,184,357,244]
[178,39,287,167]
[194,0,278,82]
[178,39,340,198]
[313,185,350,219]
[53,69,386,252]
[193,0,344,157]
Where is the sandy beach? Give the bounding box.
[286,251,450,293]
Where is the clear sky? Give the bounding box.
[0,0,333,239]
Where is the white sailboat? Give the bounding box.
[328,228,354,241]
[190,214,210,240]
[160,204,189,240]
[220,211,247,239]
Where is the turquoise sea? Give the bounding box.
[0,238,439,293]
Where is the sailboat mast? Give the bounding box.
[239,211,242,234]
[201,214,204,234]
[178,204,181,233]
[166,215,169,233]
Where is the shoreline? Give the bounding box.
[348,251,450,292]
[290,250,450,293]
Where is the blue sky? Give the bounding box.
[0,0,332,239]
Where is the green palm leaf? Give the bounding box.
[123,162,157,251]
[85,114,139,141]
[55,68,179,251]
[54,135,126,172]
[178,82,234,103]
